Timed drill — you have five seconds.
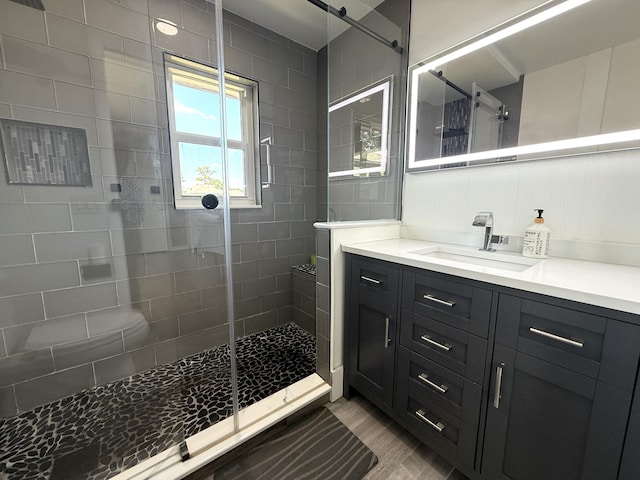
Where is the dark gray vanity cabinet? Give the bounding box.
[344,255,401,413]
[344,254,640,480]
[395,270,492,471]
[482,294,640,480]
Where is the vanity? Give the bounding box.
[342,238,640,480]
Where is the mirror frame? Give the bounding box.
[328,77,392,178]
[405,0,640,172]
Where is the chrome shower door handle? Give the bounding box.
[493,362,505,408]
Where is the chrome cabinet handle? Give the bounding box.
[418,373,448,394]
[493,363,505,408]
[360,275,381,285]
[384,317,391,348]
[420,335,452,352]
[416,409,445,433]
[423,294,455,307]
[529,327,584,348]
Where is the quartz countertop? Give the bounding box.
[342,238,640,316]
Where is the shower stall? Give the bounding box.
[0,0,409,478]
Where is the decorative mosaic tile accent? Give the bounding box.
[292,264,316,276]
[0,323,316,480]
[0,118,91,186]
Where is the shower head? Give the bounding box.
[9,0,45,11]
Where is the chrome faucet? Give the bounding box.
[473,211,495,251]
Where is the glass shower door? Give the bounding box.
[0,0,237,477]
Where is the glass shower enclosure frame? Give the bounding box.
[0,0,325,478]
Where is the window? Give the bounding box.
[164,54,260,209]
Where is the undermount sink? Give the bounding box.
[409,246,539,272]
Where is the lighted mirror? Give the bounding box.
[329,78,391,178]
[406,0,640,171]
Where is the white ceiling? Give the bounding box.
[220,0,385,51]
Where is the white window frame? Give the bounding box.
[164,54,261,209]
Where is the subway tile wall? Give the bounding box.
[318,0,409,222]
[315,228,330,381]
[0,0,318,417]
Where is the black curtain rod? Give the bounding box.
[307,0,403,54]
[429,70,472,99]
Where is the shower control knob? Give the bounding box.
[201,193,219,210]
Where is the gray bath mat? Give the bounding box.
[213,407,378,480]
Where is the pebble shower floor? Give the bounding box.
[0,323,316,479]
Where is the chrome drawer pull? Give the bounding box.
[360,275,381,285]
[418,373,448,394]
[529,327,584,348]
[421,335,452,352]
[423,294,455,307]
[493,363,504,409]
[416,409,445,433]
[384,317,391,348]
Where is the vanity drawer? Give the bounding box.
[397,346,482,427]
[496,294,640,390]
[400,392,477,471]
[402,271,492,338]
[400,309,487,384]
[350,256,400,300]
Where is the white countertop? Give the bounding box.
[342,238,640,316]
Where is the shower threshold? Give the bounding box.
[0,323,321,480]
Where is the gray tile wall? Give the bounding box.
[315,229,330,381]
[0,0,318,418]
[318,0,409,222]
[291,268,316,335]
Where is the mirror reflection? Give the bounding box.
[407,0,640,170]
[329,78,391,177]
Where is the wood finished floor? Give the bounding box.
[189,393,469,480]
[327,395,468,480]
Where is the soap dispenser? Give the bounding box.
[522,209,550,259]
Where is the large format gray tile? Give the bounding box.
[3,36,91,86]
[174,266,225,294]
[239,241,276,262]
[0,0,46,42]
[0,204,71,234]
[47,12,125,60]
[4,314,88,356]
[275,237,306,257]
[0,293,45,328]
[0,349,53,387]
[149,291,202,321]
[0,386,17,418]
[14,364,95,412]
[0,235,35,267]
[0,69,55,109]
[44,0,85,23]
[85,0,150,44]
[52,331,124,370]
[274,203,305,221]
[240,276,277,300]
[94,345,156,386]
[124,317,178,350]
[0,262,80,297]
[34,231,112,262]
[179,307,227,335]
[117,274,173,303]
[43,282,118,318]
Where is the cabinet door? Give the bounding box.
[482,344,631,480]
[348,290,397,408]
[346,256,400,409]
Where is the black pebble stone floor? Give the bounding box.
[0,323,316,480]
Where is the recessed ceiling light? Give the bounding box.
[156,18,178,36]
